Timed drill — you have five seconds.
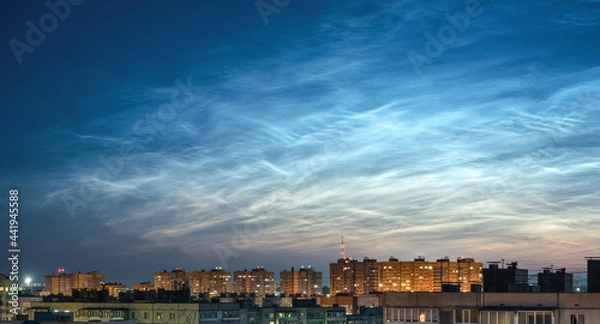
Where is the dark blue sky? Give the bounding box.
[1,0,599,287]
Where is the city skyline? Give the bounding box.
[14,251,595,290]
[2,1,599,290]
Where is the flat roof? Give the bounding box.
[480,306,557,311]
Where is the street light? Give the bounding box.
[25,277,31,296]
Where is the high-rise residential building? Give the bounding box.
[209,268,232,296]
[299,266,323,298]
[186,270,212,297]
[435,257,483,292]
[330,257,360,294]
[402,257,435,292]
[355,258,379,294]
[537,268,573,292]
[280,266,323,298]
[378,257,401,293]
[154,268,186,291]
[233,266,275,297]
[44,271,106,296]
[330,256,483,295]
[587,257,600,292]
[483,262,528,292]
[280,268,294,296]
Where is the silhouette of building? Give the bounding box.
[483,262,528,292]
[537,268,573,292]
[587,257,600,293]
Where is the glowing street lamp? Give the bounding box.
[25,277,31,295]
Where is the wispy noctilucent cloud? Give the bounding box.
[1,0,599,285]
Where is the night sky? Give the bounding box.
[1,0,599,288]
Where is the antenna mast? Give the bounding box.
[340,233,345,259]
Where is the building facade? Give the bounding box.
[280,267,323,298]
[155,269,186,291]
[381,292,600,324]
[20,292,600,324]
[260,306,346,324]
[537,268,573,293]
[186,271,212,297]
[44,271,106,296]
[0,274,14,321]
[26,301,199,324]
[330,256,483,295]
[103,283,128,298]
[483,262,528,292]
[209,268,233,297]
[199,302,346,324]
[587,258,600,293]
[199,302,251,324]
[133,281,155,292]
[233,267,275,298]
